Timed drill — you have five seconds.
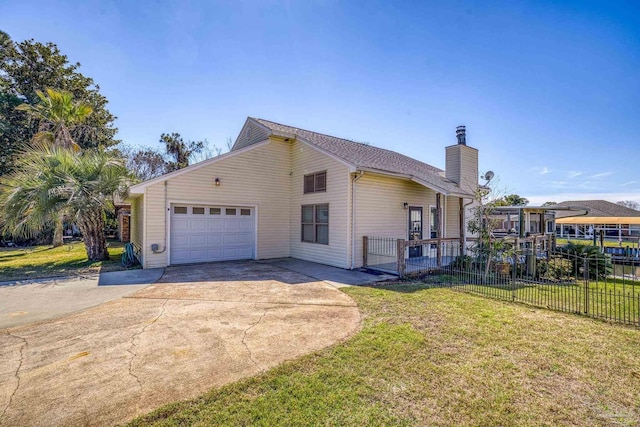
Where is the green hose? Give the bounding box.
[121,242,139,267]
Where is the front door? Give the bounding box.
[408,207,423,258]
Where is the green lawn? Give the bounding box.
[438,279,640,327]
[128,284,640,427]
[557,238,639,248]
[0,239,130,282]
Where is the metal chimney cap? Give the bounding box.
[455,125,466,145]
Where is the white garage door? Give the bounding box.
[170,204,255,265]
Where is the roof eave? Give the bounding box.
[356,167,462,195]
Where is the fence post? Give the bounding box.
[437,238,442,267]
[397,239,406,277]
[363,236,369,267]
[511,249,517,301]
[583,258,589,314]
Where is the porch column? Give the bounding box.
[436,193,441,238]
[459,198,465,255]
[436,193,442,266]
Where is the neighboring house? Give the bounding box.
[115,204,131,242]
[550,200,640,238]
[127,118,479,270]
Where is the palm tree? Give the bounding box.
[0,143,129,261]
[16,88,92,151]
[15,88,93,245]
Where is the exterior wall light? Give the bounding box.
[403,202,409,209]
[215,178,221,186]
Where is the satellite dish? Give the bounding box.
[482,171,494,182]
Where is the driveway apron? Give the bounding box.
[0,261,360,427]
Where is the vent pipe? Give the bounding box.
[456,125,466,145]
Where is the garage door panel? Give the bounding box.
[172,235,189,247]
[237,233,253,244]
[238,222,253,232]
[171,252,191,264]
[236,247,252,258]
[206,249,224,259]
[189,249,208,260]
[222,220,239,231]
[173,220,189,233]
[170,204,255,265]
[190,220,207,232]
[188,234,206,245]
[222,234,239,244]
[206,234,223,245]
[207,220,223,232]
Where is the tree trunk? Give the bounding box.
[52,213,64,247]
[77,208,109,261]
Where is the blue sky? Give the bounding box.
[2,0,639,204]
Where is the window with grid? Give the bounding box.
[303,171,327,194]
[301,204,329,244]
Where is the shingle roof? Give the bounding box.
[252,118,469,195]
[549,200,640,218]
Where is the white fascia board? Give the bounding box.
[409,177,452,195]
[411,177,475,198]
[129,139,271,194]
[124,193,142,203]
[357,166,474,198]
[355,167,451,195]
[296,136,357,172]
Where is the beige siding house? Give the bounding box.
[128,118,479,271]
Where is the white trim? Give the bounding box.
[352,167,458,196]
[129,139,272,193]
[296,137,357,172]
[166,201,259,266]
[350,171,364,269]
[142,188,148,269]
[164,191,171,266]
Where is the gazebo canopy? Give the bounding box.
[549,200,640,225]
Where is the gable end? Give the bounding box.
[232,118,272,151]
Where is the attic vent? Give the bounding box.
[246,127,252,140]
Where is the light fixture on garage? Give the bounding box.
[403,202,409,210]
[215,178,221,186]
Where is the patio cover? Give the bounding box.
[556,217,640,225]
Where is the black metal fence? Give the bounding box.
[424,246,640,327]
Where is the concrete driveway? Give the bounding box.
[0,269,164,329]
[0,261,360,427]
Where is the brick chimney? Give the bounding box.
[445,125,478,192]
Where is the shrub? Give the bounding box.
[449,255,475,271]
[558,243,612,280]
[537,256,573,281]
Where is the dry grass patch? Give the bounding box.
[128,284,640,427]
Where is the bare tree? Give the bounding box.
[617,200,640,211]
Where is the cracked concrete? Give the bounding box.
[0,261,361,427]
[0,332,26,420]
[241,307,270,368]
[126,299,169,393]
